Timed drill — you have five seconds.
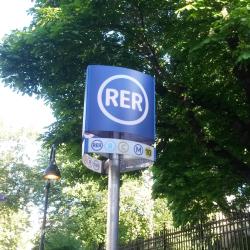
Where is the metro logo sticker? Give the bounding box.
[91,140,103,151]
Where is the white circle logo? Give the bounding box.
[97,75,149,125]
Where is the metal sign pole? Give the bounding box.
[106,152,120,250]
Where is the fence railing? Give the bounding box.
[118,212,250,250]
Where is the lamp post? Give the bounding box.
[39,144,61,250]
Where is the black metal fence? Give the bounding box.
[119,212,250,250]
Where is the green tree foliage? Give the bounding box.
[0,0,249,225]
[0,209,29,250]
[0,122,43,249]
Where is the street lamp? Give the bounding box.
[39,144,61,250]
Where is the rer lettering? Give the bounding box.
[105,88,143,112]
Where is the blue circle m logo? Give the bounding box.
[97,75,149,126]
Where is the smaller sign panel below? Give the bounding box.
[103,158,152,173]
[83,137,155,161]
[82,137,155,173]
[82,153,103,174]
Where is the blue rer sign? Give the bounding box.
[83,65,155,143]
